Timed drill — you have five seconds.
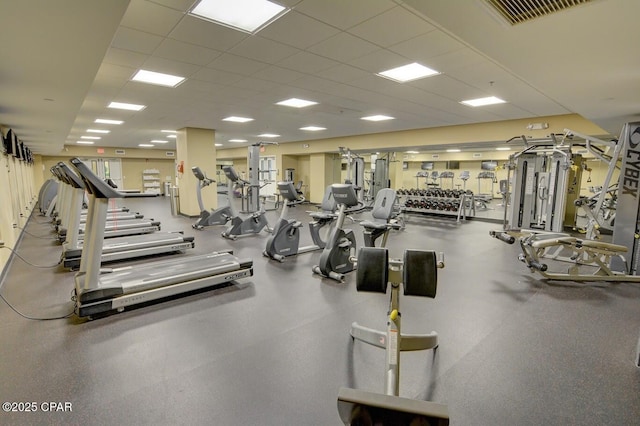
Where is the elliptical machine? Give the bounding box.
[221,166,271,240]
[191,166,233,229]
[312,184,362,281]
[263,183,337,262]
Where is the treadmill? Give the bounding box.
[52,164,161,241]
[69,157,254,318]
[57,163,196,270]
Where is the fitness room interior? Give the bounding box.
[1,1,639,425]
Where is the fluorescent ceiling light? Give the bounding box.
[190,0,288,34]
[86,129,110,134]
[460,96,506,107]
[258,133,280,138]
[132,69,185,87]
[229,139,248,143]
[300,126,326,131]
[108,101,146,111]
[496,147,511,151]
[95,119,123,125]
[150,140,168,144]
[76,141,94,145]
[81,136,101,140]
[215,143,223,147]
[223,116,253,123]
[161,130,177,133]
[405,151,419,154]
[361,115,395,122]
[166,135,177,139]
[276,98,318,108]
[138,144,154,147]
[377,62,439,83]
[446,149,461,153]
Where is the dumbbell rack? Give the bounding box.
[397,188,476,222]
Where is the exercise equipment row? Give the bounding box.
[397,188,472,198]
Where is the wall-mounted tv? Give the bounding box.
[481,160,498,171]
[446,160,460,170]
[421,161,434,170]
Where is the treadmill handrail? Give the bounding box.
[70,157,123,199]
[58,163,85,189]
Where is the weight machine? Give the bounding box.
[503,133,583,232]
[339,147,365,203]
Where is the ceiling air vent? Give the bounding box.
[484,0,594,25]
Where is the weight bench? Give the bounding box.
[491,230,640,283]
[339,247,448,424]
[359,188,402,247]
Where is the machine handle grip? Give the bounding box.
[490,230,515,244]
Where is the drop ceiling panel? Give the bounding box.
[408,75,486,102]
[347,49,408,74]
[140,56,203,78]
[111,27,164,54]
[389,30,465,65]
[229,36,300,64]
[254,66,306,84]
[119,0,184,36]
[191,67,245,85]
[207,53,270,76]
[103,48,148,69]
[307,32,380,63]
[278,52,341,74]
[258,10,341,49]
[148,0,195,12]
[348,6,435,48]
[168,15,247,51]
[154,38,222,66]
[427,48,488,73]
[294,0,395,30]
[316,64,372,84]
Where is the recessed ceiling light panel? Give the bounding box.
[94,119,123,125]
[257,133,280,138]
[361,115,395,122]
[76,141,94,145]
[81,136,101,140]
[108,101,146,111]
[138,144,154,147]
[190,0,289,34]
[276,98,318,108]
[161,130,177,133]
[86,129,110,134]
[223,116,254,123]
[150,140,168,144]
[377,62,439,83]
[496,147,511,151]
[460,96,506,107]
[229,139,248,143]
[132,70,185,87]
[300,126,326,131]
[446,149,461,153]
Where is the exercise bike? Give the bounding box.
[191,166,233,229]
[263,182,337,262]
[221,166,271,240]
[312,184,363,281]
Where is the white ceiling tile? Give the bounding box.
[347,49,408,73]
[258,11,340,49]
[111,27,164,54]
[154,38,222,66]
[169,15,247,51]
[348,6,435,48]
[427,48,487,73]
[191,67,244,85]
[229,36,300,64]
[207,53,270,76]
[316,64,372,84]
[308,32,379,63]
[278,51,340,74]
[140,56,202,78]
[148,0,194,12]
[103,47,148,69]
[120,0,184,36]
[255,66,306,84]
[295,0,395,30]
[231,77,279,93]
[389,30,465,64]
[408,75,486,102]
